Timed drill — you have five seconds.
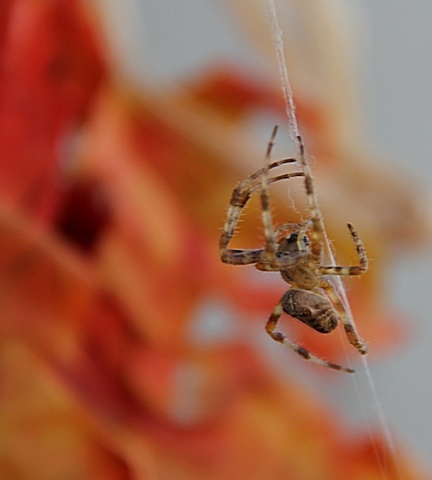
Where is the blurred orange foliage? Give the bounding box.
[0,1,430,479]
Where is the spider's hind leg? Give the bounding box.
[320,281,368,355]
[265,298,354,373]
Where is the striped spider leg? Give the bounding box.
[220,126,369,373]
[219,144,304,266]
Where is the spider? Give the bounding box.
[219,126,368,373]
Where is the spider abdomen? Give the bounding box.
[281,289,339,333]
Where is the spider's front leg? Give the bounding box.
[219,160,300,265]
[259,128,278,266]
[220,247,265,266]
[219,177,266,265]
[320,223,368,276]
[265,295,354,373]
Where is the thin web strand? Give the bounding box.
[266,0,300,153]
[266,1,401,478]
[267,0,343,303]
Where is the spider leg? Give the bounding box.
[320,281,368,355]
[219,171,303,264]
[220,248,265,266]
[265,299,355,373]
[320,223,368,276]
[220,126,303,264]
[259,129,312,270]
[296,134,326,262]
[260,126,281,266]
[248,157,297,183]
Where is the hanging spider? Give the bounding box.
[219,126,368,373]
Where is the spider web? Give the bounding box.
[266,1,401,478]
[266,0,350,324]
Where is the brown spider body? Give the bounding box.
[276,234,320,289]
[219,127,368,373]
[275,233,339,333]
[281,289,339,334]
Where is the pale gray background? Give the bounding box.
[98,0,432,469]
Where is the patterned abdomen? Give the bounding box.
[281,289,339,333]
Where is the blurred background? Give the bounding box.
[1,0,432,478]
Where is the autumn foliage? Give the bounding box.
[0,1,429,479]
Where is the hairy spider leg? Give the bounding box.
[295,134,327,263]
[260,126,278,264]
[221,159,299,245]
[220,172,304,265]
[319,281,368,355]
[297,140,369,355]
[265,300,354,373]
[320,223,369,277]
[220,141,304,265]
[317,222,369,354]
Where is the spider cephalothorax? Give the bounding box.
[219,127,368,373]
